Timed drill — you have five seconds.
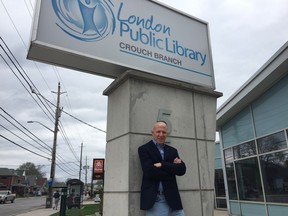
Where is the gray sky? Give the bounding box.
[0,0,287,182]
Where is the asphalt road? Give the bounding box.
[0,196,46,216]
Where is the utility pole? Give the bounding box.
[47,82,65,208]
[79,142,83,181]
[85,156,88,186]
[83,156,89,193]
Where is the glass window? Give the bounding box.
[224,148,233,164]
[215,169,226,197]
[235,157,264,201]
[241,203,266,216]
[257,131,287,154]
[215,142,221,158]
[215,198,227,209]
[225,163,238,200]
[268,204,288,216]
[230,201,241,215]
[233,141,257,159]
[260,150,288,203]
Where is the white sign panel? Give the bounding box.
[27,0,215,89]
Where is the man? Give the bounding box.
[53,190,60,210]
[138,121,186,216]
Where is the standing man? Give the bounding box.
[53,190,60,210]
[138,121,186,216]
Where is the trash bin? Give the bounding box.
[46,197,52,208]
[59,187,67,216]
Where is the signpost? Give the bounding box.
[28,0,215,89]
[93,158,105,180]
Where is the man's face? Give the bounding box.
[152,122,168,144]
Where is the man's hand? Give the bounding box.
[154,158,182,167]
[173,157,182,164]
[154,162,162,167]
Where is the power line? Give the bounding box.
[34,91,106,133]
[0,0,28,49]
[0,109,78,175]
[0,107,52,152]
[0,134,51,160]
[1,38,79,167]
[0,123,51,156]
[23,0,33,18]
[0,40,55,123]
[62,110,106,133]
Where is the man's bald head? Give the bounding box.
[152,121,168,145]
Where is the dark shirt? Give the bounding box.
[53,192,60,199]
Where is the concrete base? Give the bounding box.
[103,70,222,216]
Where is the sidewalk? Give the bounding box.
[17,209,228,216]
[16,207,58,216]
[16,200,95,216]
[16,203,228,216]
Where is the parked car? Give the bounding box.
[0,190,16,204]
[36,191,42,196]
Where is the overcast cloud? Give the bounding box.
[0,0,287,182]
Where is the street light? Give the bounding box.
[27,121,54,133]
[27,119,58,208]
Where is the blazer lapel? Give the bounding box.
[149,141,163,161]
[163,145,172,161]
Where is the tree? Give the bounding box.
[17,162,45,179]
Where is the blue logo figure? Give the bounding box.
[52,0,115,41]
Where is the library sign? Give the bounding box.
[27,0,215,89]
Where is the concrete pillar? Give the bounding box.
[102,70,222,216]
